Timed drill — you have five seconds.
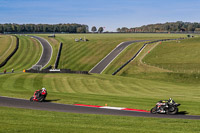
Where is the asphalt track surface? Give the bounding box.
[89,40,147,74]
[30,36,52,69]
[0,96,200,120]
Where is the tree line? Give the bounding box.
[91,26,104,33]
[0,23,89,33]
[117,21,200,33]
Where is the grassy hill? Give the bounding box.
[1,33,200,132]
[0,35,16,64]
[106,35,200,82]
[143,37,200,73]
[0,35,42,72]
[36,33,186,71]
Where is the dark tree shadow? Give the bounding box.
[44,99,60,102]
[177,111,188,115]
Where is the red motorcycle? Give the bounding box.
[30,88,47,102]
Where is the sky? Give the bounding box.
[0,0,200,31]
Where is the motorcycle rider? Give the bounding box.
[41,87,47,96]
[168,98,175,105]
[33,87,47,101]
[157,98,174,113]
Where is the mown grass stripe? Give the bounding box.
[32,74,44,89]
[13,37,31,70]
[143,38,200,73]
[0,36,42,72]
[1,72,200,114]
[0,35,13,59]
[80,78,102,94]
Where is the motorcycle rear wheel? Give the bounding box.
[150,107,157,114]
[167,107,178,115]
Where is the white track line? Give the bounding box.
[100,43,131,74]
[89,42,124,73]
[41,37,53,69]
[131,44,147,62]
[28,36,53,70]
[100,106,125,110]
[28,37,44,70]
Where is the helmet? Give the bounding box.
[42,87,46,92]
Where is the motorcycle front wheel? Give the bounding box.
[150,107,157,114]
[30,96,34,102]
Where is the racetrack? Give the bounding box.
[89,40,147,74]
[0,96,200,120]
[1,37,200,120]
[29,36,52,69]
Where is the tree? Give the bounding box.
[0,24,4,33]
[91,26,97,33]
[116,28,121,32]
[121,27,129,32]
[98,27,104,33]
[0,23,89,33]
[76,26,86,33]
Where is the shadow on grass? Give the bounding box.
[44,99,60,102]
[177,111,188,115]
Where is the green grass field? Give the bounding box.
[143,37,200,73]
[0,72,200,115]
[1,106,200,133]
[1,33,200,133]
[0,35,16,64]
[107,36,200,82]
[0,35,42,73]
[36,33,186,71]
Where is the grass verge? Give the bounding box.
[0,106,199,133]
[0,73,200,115]
[0,35,16,64]
[0,35,42,72]
[143,37,200,73]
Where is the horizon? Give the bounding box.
[0,0,200,32]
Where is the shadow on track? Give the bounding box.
[177,111,188,115]
[44,99,60,102]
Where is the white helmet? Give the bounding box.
[42,87,46,91]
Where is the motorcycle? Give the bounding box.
[150,99,180,115]
[30,89,47,102]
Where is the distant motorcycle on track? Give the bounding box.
[150,98,180,115]
[30,88,47,102]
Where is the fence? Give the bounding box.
[25,69,89,75]
[54,42,63,69]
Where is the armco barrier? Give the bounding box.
[54,42,63,69]
[25,69,89,75]
[43,65,52,70]
[0,35,19,68]
[112,38,185,75]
